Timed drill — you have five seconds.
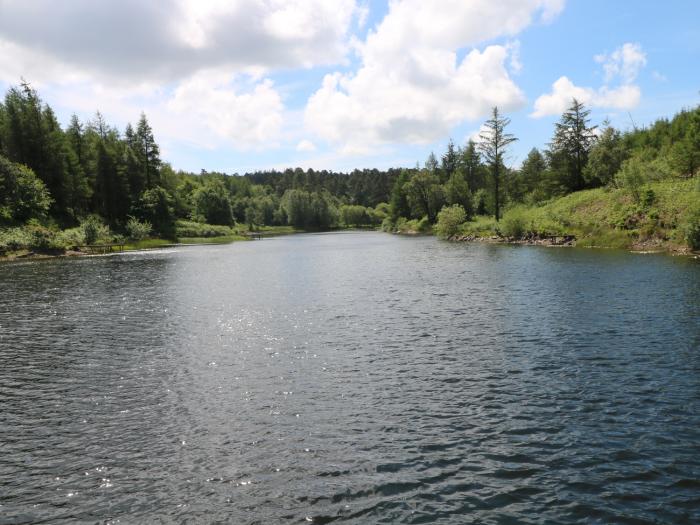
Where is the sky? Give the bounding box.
[1,0,698,174]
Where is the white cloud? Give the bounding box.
[165,71,284,149]
[531,77,641,117]
[595,42,647,84]
[0,0,360,83]
[532,42,646,117]
[304,0,563,152]
[506,40,523,74]
[296,139,317,152]
[0,1,362,152]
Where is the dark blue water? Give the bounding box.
[1,232,699,524]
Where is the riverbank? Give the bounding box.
[0,225,365,262]
[442,179,700,255]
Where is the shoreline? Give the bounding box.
[445,232,696,256]
[0,227,378,263]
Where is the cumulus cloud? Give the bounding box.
[0,0,360,83]
[165,71,284,149]
[532,42,646,118]
[595,43,647,84]
[0,0,365,150]
[304,0,563,152]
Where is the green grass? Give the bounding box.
[123,238,174,251]
[178,235,247,244]
[456,179,699,251]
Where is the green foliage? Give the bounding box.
[444,170,473,217]
[0,154,52,223]
[500,206,529,238]
[280,189,338,229]
[472,188,489,216]
[0,223,68,253]
[616,151,675,202]
[389,169,412,220]
[80,215,111,245]
[478,106,517,221]
[435,204,467,239]
[681,202,700,250]
[134,187,176,238]
[549,99,597,192]
[460,215,499,237]
[193,180,233,225]
[126,216,152,241]
[340,204,379,226]
[175,219,238,238]
[403,170,445,222]
[584,124,627,187]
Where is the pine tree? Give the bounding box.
[441,139,458,182]
[550,98,597,191]
[389,168,411,220]
[136,113,160,188]
[460,139,484,191]
[478,107,517,221]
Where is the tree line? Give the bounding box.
[385,99,699,233]
[1,80,698,243]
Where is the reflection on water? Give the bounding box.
[1,232,699,524]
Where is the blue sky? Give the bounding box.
[1,0,698,174]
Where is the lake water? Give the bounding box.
[1,232,699,524]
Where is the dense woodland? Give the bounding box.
[0,81,699,252]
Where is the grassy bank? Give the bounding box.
[0,219,347,261]
[452,179,700,253]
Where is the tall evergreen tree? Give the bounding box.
[549,98,597,191]
[441,139,458,182]
[478,107,517,221]
[389,168,412,220]
[136,113,160,189]
[459,139,484,191]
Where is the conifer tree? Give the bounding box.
[478,107,517,221]
[550,98,597,191]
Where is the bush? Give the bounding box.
[175,219,237,238]
[80,215,111,245]
[57,227,85,248]
[0,227,33,253]
[435,205,467,239]
[126,216,152,241]
[682,203,700,250]
[0,155,52,224]
[0,224,64,253]
[500,207,529,238]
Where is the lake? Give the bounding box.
[1,231,699,524]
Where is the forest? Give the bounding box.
[1,81,699,255]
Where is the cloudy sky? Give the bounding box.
[1,0,698,173]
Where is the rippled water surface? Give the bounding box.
[1,232,700,524]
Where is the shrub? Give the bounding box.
[0,155,52,224]
[80,215,111,245]
[126,216,152,241]
[500,207,529,238]
[0,227,33,253]
[682,203,700,250]
[435,205,467,239]
[57,227,85,248]
[175,219,237,238]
